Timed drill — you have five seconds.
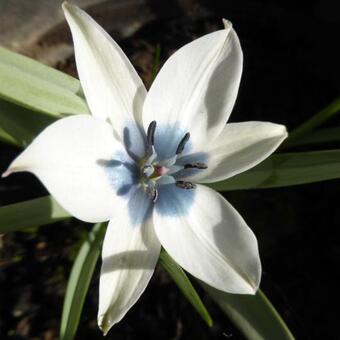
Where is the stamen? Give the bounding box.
[146,187,158,202]
[184,162,208,170]
[176,180,196,189]
[152,188,158,202]
[176,132,190,154]
[147,121,157,146]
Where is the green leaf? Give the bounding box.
[201,283,295,340]
[0,99,56,147]
[287,96,340,142]
[159,249,213,327]
[0,47,81,93]
[60,222,106,340]
[209,149,340,191]
[0,125,19,147]
[0,196,70,233]
[0,47,89,117]
[284,126,340,148]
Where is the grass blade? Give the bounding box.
[209,149,340,191]
[284,126,340,148]
[288,96,340,142]
[0,126,19,147]
[60,223,107,340]
[159,249,213,327]
[0,99,56,147]
[202,283,295,340]
[0,47,89,116]
[0,196,70,233]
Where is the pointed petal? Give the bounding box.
[177,122,288,183]
[63,3,147,156]
[98,192,160,334]
[4,115,131,223]
[143,20,242,151]
[154,184,261,294]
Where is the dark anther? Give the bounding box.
[176,180,196,189]
[184,162,208,170]
[176,132,190,154]
[147,186,158,202]
[152,188,158,202]
[147,121,157,146]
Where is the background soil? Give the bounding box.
[1,0,340,339]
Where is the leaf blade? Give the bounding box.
[0,196,70,233]
[60,222,106,340]
[0,99,56,148]
[0,47,81,93]
[159,249,213,327]
[0,47,89,117]
[209,150,340,191]
[287,96,340,142]
[201,283,295,340]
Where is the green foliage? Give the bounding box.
[60,223,107,340]
[0,196,70,233]
[201,283,295,340]
[159,249,213,327]
[209,149,340,191]
[284,126,340,148]
[0,99,56,147]
[0,47,89,117]
[287,96,340,142]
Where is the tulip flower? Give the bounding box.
[3,2,287,334]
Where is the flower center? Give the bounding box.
[139,121,207,202]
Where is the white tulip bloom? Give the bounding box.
[3,2,288,334]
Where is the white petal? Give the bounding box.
[154,184,261,294]
[177,122,287,183]
[143,20,242,151]
[3,115,130,223]
[63,3,147,154]
[98,195,160,334]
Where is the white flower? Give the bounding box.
[3,2,288,335]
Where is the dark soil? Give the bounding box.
[1,0,340,339]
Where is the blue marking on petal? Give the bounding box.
[98,156,139,198]
[123,122,147,161]
[155,183,195,217]
[127,186,152,226]
[174,152,210,179]
[154,123,192,162]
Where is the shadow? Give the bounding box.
[101,250,156,275]
[132,84,147,130]
[127,186,153,226]
[123,126,144,161]
[153,123,191,161]
[97,158,139,198]
[121,85,148,161]
[204,34,240,132]
[212,213,259,290]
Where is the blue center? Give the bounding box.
[100,122,209,225]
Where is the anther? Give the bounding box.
[147,187,158,202]
[176,180,196,189]
[176,132,190,154]
[184,162,208,170]
[152,188,158,202]
[147,121,157,146]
